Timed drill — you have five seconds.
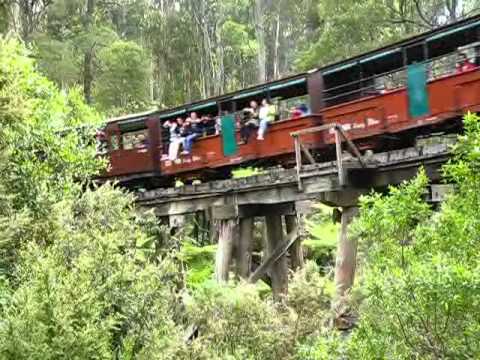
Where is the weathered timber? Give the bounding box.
[236,217,254,279]
[265,215,289,300]
[333,206,359,330]
[248,223,299,283]
[137,141,452,217]
[215,219,236,283]
[285,215,303,270]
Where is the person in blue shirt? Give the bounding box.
[181,112,203,155]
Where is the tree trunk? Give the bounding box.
[83,0,95,105]
[254,0,266,83]
[273,11,281,80]
[236,217,254,279]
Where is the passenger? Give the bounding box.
[257,99,276,141]
[163,117,183,161]
[95,129,108,153]
[240,100,259,144]
[475,45,480,67]
[135,133,148,149]
[181,114,203,155]
[456,53,477,73]
[214,116,222,135]
[290,104,309,118]
[201,115,215,135]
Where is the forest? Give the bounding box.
[2,0,480,115]
[1,1,480,359]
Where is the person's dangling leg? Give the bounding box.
[257,119,268,140]
[240,125,253,144]
[183,134,198,154]
[240,126,247,144]
[169,139,181,160]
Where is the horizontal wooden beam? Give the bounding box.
[211,203,296,220]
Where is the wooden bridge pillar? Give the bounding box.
[215,218,237,283]
[285,215,304,270]
[333,205,359,330]
[265,214,289,301]
[236,217,253,279]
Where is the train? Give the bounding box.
[100,15,480,188]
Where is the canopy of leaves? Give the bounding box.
[95,40,152,114]
[300,113,480,359]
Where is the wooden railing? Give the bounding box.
[291,124,366,190]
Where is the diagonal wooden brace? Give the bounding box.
[248,230,299,284]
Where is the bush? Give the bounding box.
[338,113,480,359]
[178,242,216,288]
[184,282,293,360]
[0,186,185,359]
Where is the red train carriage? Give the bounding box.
[100,15,480,188]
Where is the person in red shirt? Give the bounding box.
[456,53,477,73]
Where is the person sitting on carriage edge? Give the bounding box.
[163,117,184,161]
[257,99,276,141]
[240,100,259,144]
[181,112,203,155]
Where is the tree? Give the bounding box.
[0,39,187,359]
[334,113,480,359]
[0,38,103,271]
[296,0,480,70]
[94,40,152,115]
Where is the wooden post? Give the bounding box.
[265,215,288,300]
[215,219,236,283]
[285,215,304,270]
[335,128,344,186]
[294,135,303,191]
[236,217,253,279]
[333,206,359,329]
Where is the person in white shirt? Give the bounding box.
[257,99,275,140]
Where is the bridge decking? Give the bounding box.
[136,136,454,217]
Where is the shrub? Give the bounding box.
[340,113,480,359]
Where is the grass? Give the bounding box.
[231,167,265,178]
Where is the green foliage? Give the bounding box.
[185,282,292,359]
[181,261,332,360]
[0,185,185,359]
[95,40,152,115]
[0,41,188,358]
[296,0,480,70]
[303,204,338,267]
[231,167,265,178]
[322,113,480,359]
[179,242,217,288]
[0,38,103,272]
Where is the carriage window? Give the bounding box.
[274,95,310,120]
[122,129,148,150]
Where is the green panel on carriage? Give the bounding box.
[407,63,430,118]
[221,114,237,156]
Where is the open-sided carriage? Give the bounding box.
[101,15,480,187]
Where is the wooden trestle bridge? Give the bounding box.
[135,133,455,327]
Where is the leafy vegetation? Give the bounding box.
[3,20,480,359]
[298,113,480,359]
[3,0,479,114]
